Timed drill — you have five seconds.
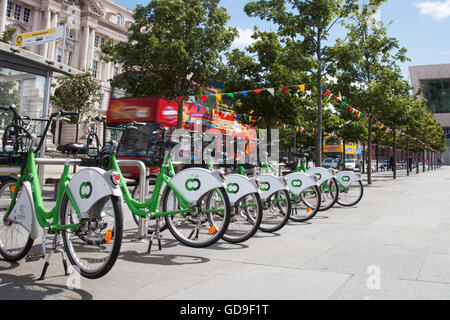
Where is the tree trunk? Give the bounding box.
[392,130,396,179]
[406,139,409,176]
[176,97,184,129]
[367,119,372,183]
[342,139,346,170]
[315,28,323,167]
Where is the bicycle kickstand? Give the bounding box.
[146,218,162,254]
[37,233,69,281]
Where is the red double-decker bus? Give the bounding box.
[106,85,256,180]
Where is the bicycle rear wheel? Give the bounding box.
[259,189,291,233]
[337,180,364,207]
[60,194,123,279]
[290,185,321,222]
[318,178,339,211]
[221,192,263,244]
[163,187,230,248]
[0,179,33,261]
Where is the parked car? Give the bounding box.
[322,158,341,169]
[344,159,362,172]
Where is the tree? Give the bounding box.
[50,72,102,143]
[332,1,408,182]
[245,0,360,166]
[101,0,238,129]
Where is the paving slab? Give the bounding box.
[299,242,428,281]
[165,264,351,300]
[331,275,450,300]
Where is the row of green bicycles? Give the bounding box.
[0,105,364,281]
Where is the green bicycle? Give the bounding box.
[0,105,123,280]
[82,121,231,251]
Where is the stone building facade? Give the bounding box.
[409,64,450,165]
[0,0,133,146]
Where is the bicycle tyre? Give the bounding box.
[259,189,291,233]
[163,186,230,248]
[318,178,339,212]
[337,180,364,207]
[0,179,34,261]
[290,185,321,222]
[60,193,123,279]
[221,192,263,244]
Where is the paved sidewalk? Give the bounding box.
[0,166,449,300]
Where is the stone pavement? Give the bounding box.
[0,166,449,300]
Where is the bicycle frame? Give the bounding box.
[3,151,81,234]
[108,152,199,219]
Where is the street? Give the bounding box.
[0,166,449,300]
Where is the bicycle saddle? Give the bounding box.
[58,143,88,155]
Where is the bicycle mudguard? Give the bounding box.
[169,168,224,204]
[67,167,122,215]
[284,172,318,196]
[306,167,335,185]
[223,174,259,205]
[7,181,40,240]
[256,174,287,201]
[335,171,362,188]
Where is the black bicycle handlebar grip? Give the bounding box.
[95,115,107,122]
[59,110,79,117]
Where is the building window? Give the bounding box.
[92,60,98,78]
[14,4,21,20]
[116,13,122,26]
[67,51,72,66]
[94,35,99,48]
[69,29,74,39]
[422,79,450,113]
[113,66,119,76]
[100,37,105,47]
[22,7,30,23]
[6,2,12,17]
[57,48,62,63]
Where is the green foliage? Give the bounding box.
[1,28,17,44]
[101,0,238,128]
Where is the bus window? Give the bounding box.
[117,123,158,157]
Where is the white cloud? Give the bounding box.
[231,27,256,49]
[416,0,450,21]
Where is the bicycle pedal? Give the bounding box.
[26,253,44,262]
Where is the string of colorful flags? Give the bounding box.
[186,82,437,152]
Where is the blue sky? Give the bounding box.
[114,0,450,82]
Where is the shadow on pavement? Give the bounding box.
[0,272,93,300]
[119,250,210,266]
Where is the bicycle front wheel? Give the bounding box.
[221,192,263,244]
[290,185,321,222]
[60,194,123,279]
[259,189,291,233]
[318,178,339,211]
[163,187,230,248]
[0,179,33,261]
[337,180,364,207]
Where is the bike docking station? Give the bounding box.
[115,159,149,242]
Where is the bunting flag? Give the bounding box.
[226,93,235,100]
[298,84,306,93]
[253,89,262,94]
[282,86,289,95]
[267,88,275,96]
[215,94,222,103]
[240,91,248,98]
[200,95,207,103]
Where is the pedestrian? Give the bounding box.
[408,156,413,171]
[388,156,393,171]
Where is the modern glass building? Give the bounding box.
[409,64,450,164]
